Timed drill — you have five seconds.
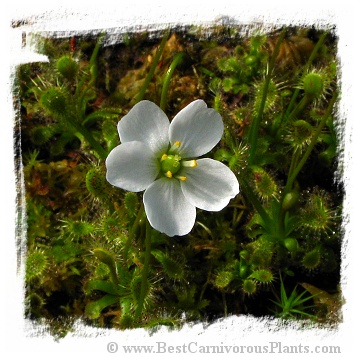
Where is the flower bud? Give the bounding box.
[282,237,299,253]
[282,191,299,211]
[239,263,250,279]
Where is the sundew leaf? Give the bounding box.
[85,294,121,319]
[85,279,122,296]
[82,108,122,126]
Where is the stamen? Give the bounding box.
[161,154,168,161]
[165,171,173,178]
[168,141,181,154]
[182,160,198,168]
[176,175,187,181]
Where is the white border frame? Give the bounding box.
[2,1,354,356]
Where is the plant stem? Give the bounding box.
[248,28,287,165]
[123,202,145,262]
[108,263,120,287]
[135,218,152,319]
[160,51,186,111]
[93,248,120,287]
[282,31,328,124]
[68,118,108,160]
[287,94,312,122]
[274,31,331,238]
[287,147,301,188]
[276,146,301,236]
[285,91,338,193]
[238,176,272,228]
[135,30,170,104]
[276,92,337,237]
[222,292,228,317]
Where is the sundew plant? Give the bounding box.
[17,25,343,337]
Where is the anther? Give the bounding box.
[168,141,181,154]
[161,154,168,161]
[165,171,173,178]
[182,160,198,168]
[176,175,187,181]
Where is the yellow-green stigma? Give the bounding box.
[160,142,197,180]
[161,154,182,179]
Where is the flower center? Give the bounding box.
[161,154,181,175]
[160,141,197,181]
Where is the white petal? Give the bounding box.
[118,100,170,155]
[169,100,224,158]
[106,141,159,192]
[143,178,196,237]
[180,158,239,211]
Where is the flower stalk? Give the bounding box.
[134,218,152,319]
[248,28,286,165]
[123,202,145,262]
[282,31,328,124]
[68,117,108,160]
[238,175,272,228]
[275,90,338,240]
[285,90,338,193]
[135,30,170,104]
[160,51,187,111]
[93,248,120,287]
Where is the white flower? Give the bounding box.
[106,100,239,237]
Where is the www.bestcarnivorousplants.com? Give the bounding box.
[106,341,341,354]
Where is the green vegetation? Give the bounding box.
[16,26,343,337]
